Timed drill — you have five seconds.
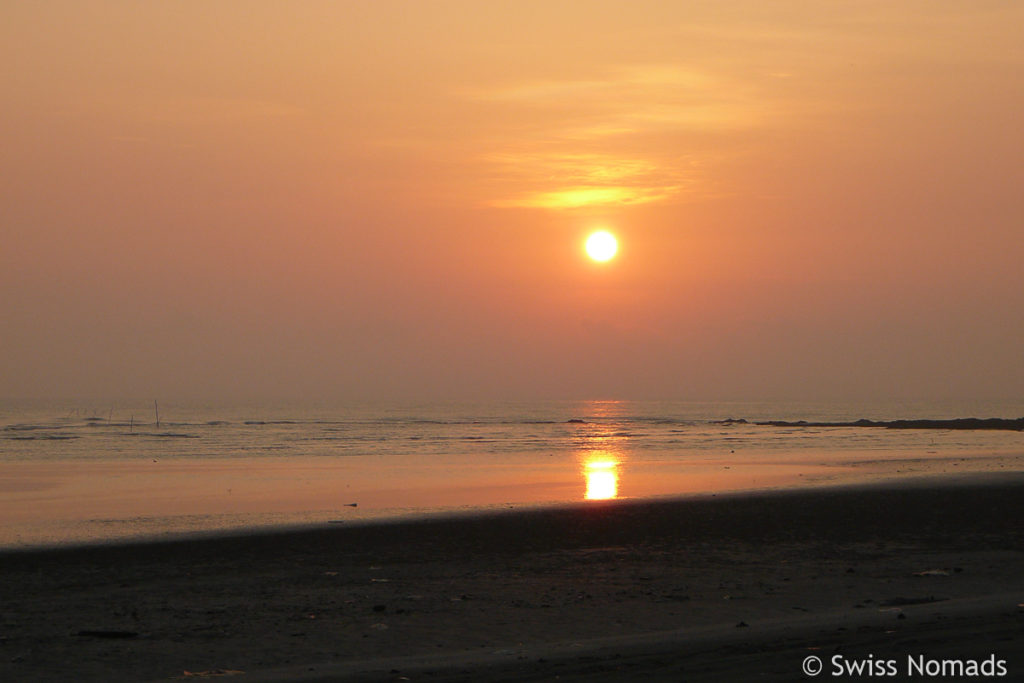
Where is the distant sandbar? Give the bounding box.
[714,417,1024,431]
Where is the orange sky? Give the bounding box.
[2,1,1022,401]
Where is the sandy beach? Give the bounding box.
[1,473,1022,681]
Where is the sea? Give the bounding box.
[2,399,1023,548]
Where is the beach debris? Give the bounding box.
[735,621,749,628]
[180,670,245,678]
[912,569,951,577]
[76,630,138,639]
[344,502,358,507]
[323,571,338,576]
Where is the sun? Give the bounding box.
[585,230,618,262]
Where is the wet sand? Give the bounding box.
[1,474,1023,681]
[5,448,1022,548]
[0,454,861,547]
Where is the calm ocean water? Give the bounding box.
[2,399,1023,547]
[4,398,1024,463]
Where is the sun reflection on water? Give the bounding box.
[573,400,628,501]
[584,458,619,500]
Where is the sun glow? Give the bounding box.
[585,230,618,262]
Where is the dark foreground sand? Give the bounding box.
[2,474,1023,682]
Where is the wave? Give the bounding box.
[3,424,61,432]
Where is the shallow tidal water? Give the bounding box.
[2,399,1023,547]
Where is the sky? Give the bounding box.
[2,1,1022,402]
